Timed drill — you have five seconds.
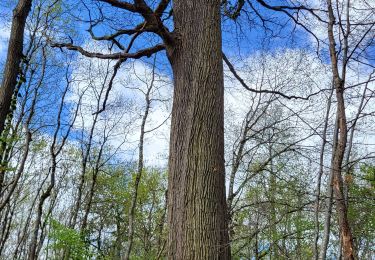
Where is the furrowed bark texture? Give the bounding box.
[0,0,32,135]
[167,0,230,259]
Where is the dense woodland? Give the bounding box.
[0,0,374,259]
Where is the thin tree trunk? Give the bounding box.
[319,171,334,260]
[331,90,355,260]
[326,1,355,258]
[0,0,32,135]
[124,68,154,260]
[343,75,372,204]
[314,90,333,260]
[81,137,106,231]
[28,152,57,260]
[0,48,46,211]
[156,190,168,259]
[167,0,230,258]
[28,76,79,259]
[69,96,99,229]
[319,112,338,260]
[0,201,16,255]
[227,100,267,225]
[69,61,113,229]
[253,204,260,260]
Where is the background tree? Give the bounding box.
[0,0,32,135]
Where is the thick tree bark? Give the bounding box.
[166,0,230,259]
[0,0,32,135]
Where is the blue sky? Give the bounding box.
[0,0,321,72]
[1,0,374,166]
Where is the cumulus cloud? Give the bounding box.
[299,0,375,54]
[223,47,375,184]
[67,41,173,167]
[65,40,375,171]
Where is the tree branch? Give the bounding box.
[155,0,171,17]
[223,53,327,100]
[51,42,165,59]
[98,0,137,12]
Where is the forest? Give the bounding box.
[0,0,374,259]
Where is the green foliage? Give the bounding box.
[48,219,93,259]
[230,164,315,259]
[347,164,375,255]
[31,137,48,153]
[85,165,167,258]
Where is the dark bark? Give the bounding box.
[0,0,32,135]
[166,0,230,259]
[54,0,231,257]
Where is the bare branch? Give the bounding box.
[223,53,328,100]
[98,0,137,12]
[155,0,171,17]
[51,42,165,59]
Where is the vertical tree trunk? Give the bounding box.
[326,1,355,258]
[267,143,279,259]
[314,90,333,260]
[124,72,153,260]
[0,0,32,135]
[331,90,355,260]
[167,0,230,259]
[319,169,334,260]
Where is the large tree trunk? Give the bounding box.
[166,0,230,259]
[0,0,32,135]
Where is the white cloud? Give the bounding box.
[300,0,375,51]
[0,21,10,56]
[223,48,375,189]
[66,41,375,172]
[67,41,173,167]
